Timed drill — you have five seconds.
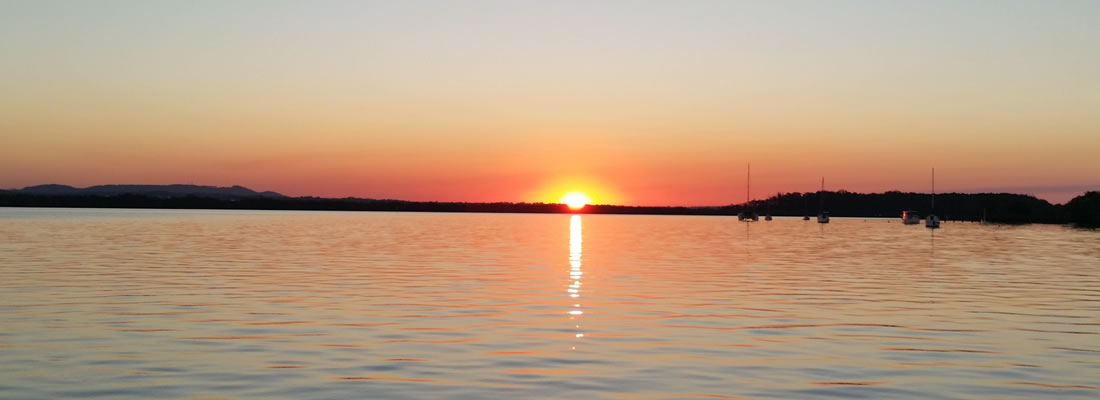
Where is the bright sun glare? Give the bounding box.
[561,192,592,210]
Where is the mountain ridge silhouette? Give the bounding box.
[16,184,285,199]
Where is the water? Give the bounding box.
[1,208,1098,399]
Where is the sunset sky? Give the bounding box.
[2,1,1098,205]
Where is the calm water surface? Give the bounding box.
[1,208,1098,399]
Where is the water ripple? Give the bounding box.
[1,209,1098,399]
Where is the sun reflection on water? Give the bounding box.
[568,215,583,347]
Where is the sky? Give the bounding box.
[2,0,1098,205]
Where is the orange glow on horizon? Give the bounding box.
[528,176,624,206]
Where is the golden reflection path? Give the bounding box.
[568,215,583,348]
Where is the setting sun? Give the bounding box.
[561,192,592,210]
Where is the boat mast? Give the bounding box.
[819,177,825,212]
[931,168,935,211]
[746,163,750,205]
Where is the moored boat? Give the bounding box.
[926,168,940,229]
[902,210,921,225]
[739,164,758,222]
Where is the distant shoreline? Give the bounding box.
[2,188,1097,227]
[0,206,983,221]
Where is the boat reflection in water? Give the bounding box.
[568,215,584,348]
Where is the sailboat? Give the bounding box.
[737,164,759,222]
[802,194,811,220]
[817,177,830,223]
[926,168,941,229]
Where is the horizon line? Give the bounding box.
[6,182,1098,207]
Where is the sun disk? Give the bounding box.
[561,192,592,210]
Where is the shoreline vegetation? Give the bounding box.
[1,184,1097,228]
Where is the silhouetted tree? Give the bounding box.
[1066,191,1100,228]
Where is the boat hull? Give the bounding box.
[926,214,941,228]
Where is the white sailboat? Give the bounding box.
[926,168,941,229]
[817,177,830,224]
[738,164,759,222]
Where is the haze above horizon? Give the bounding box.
[2,1,1098,205]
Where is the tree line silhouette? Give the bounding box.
[1,189,1096,228]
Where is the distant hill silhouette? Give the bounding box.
[1,185,1096,228]
[16,184,285,199]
